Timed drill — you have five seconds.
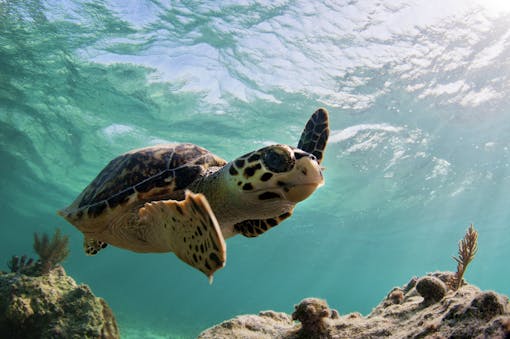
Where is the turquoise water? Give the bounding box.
[1,0,510,337]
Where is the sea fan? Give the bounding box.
[33,228,70,274]
[7,255,36,274]
[452,224,478,290]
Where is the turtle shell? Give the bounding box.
[62,143,226,220]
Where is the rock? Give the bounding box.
[416,276,447,306]
[197,310,294,339]
[386,288,404,305]
[403,277,418,293]
[0,265,119,338]
[291,298,336,338]
[198,272,510,339]
[469,291,507,320]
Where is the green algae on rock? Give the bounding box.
[0,265,119,338]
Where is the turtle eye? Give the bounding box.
[262,147,295,173]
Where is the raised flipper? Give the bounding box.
[84,237,107,256]
[139,190,226,282]
[234,210,294,238]
[297,108,330,164]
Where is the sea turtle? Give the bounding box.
[59,108,329,282]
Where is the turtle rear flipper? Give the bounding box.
[139,190,226,282]
[297,108,329,164]
[84,237,108,255]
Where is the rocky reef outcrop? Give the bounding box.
[0,265,119,339]
[198,271,510,339]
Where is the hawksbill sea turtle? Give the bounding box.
[58,108,329,283]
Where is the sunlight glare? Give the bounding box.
[476,0,510,14]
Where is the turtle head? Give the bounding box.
[227,144,324,205]
[219,108,329,223]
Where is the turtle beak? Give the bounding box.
[281,156,324,203]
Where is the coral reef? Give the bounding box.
[0,265,119,338]
[33,228,70,274]
[2,228,118,338]
[198,271,510,338]
[0,224,491,338]
[199,224,501,338]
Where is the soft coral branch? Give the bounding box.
[33,228,70,274]
[452,224,478,290]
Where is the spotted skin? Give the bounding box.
[223,144,320,237]
[227,145,304,195]
[58,108,329,280]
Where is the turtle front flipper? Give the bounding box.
[139,190,226,282]
[234,210,294,238]
[297,108,330,164]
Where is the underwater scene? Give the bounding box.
[1,0,510,338]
